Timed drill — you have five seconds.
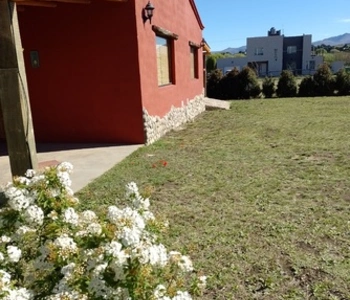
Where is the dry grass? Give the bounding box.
[78,96,350,299]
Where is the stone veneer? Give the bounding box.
[143,94,205,145]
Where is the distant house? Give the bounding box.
[217,27,323,77]
[0,0,209,145]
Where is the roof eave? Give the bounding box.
[189,0,204,30]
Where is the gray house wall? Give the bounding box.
[216,30,324,77]
[246,35,283,76]
[216,57,248,74]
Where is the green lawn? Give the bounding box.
[78,96,350,299]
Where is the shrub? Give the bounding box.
[335,68,350,96]
[219,68,240,100]
[237,67,261,99]
[206,55,217,73]
[0,164,206,299]
[262,77,276,98]
[313,63,335,96]
[207,69,223,99]
[298,76,316,97]
[276,70,298,98]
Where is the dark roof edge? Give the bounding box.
[189,0,204,30]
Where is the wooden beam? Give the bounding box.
[41,0,90,4]
[152,25,179,40]
[14,0,57,7]
[0,1,38,176]
[189,41,201,48]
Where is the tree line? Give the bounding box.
[207,64,350,100]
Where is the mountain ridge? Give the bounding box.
[313,33,350,46]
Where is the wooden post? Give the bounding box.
[0,0,38,176]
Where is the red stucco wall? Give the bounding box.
[18,1,144,144]
[135,0,204,117]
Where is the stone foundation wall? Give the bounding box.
[143,94,205,145]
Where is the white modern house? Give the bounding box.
[217,28,324,76]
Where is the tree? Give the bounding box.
[313,63,335,96]
[219,68,240,100]
[206,55,217,73]
[207,69,223,99]
[262,77,276,98]
[276,70,298,98]
[335,68,350,95]
[298,76,316,97]
[237,67,261,99]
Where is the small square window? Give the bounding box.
[254,47,264,55]
[287,46,297,54]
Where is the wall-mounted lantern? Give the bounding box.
[143,1,155,24]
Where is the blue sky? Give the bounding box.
[195,0,350,51]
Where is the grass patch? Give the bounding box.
[78,96,350,299]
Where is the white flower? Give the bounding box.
[149,244,168,267]
[25,169,36,178]
[119,227,141,247]
[70,197,79,204]
[125,182,139,197]
[80,210,97,224]
[104,241,128,265]
[7,245,22,262]
[169,251,181,262]
[63,207,79,226]
[48,210,59,220]
[57,162,73,174]
[0,252,4,262]
[107,206,145,247]
[133,195,150,211]
[169,252,193,272]
[178,255,193,272]
[15,176,31,185]
[4,287,33,300]
[15,226,36,237]
[29,174,46,185]
[125,182,151,211]
[1,235,11,243]
[154,284,169,299]
[109,260,126,281]
[0,269,11,286]
[106,205,121,223]
[142,210,155,221]
[5,187,30,211]
[198,275,207,290]
[48,188,60,198]
[24,205,44,226]
[172,291,192,300]
[61,262,76,278]
[86,223,102,235]
[65,187,74,196]
[46,291,86,300]
[54,234,77,251]
[57,171,72,187]
[93,263,108,275]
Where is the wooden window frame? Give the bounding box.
[189,41,200,79]
[152,25,178,86]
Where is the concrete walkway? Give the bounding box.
[0,143,143,192]
[204,97,230,110]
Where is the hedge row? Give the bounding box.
[207,64,350,99]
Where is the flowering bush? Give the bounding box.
[0,163,206,299]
